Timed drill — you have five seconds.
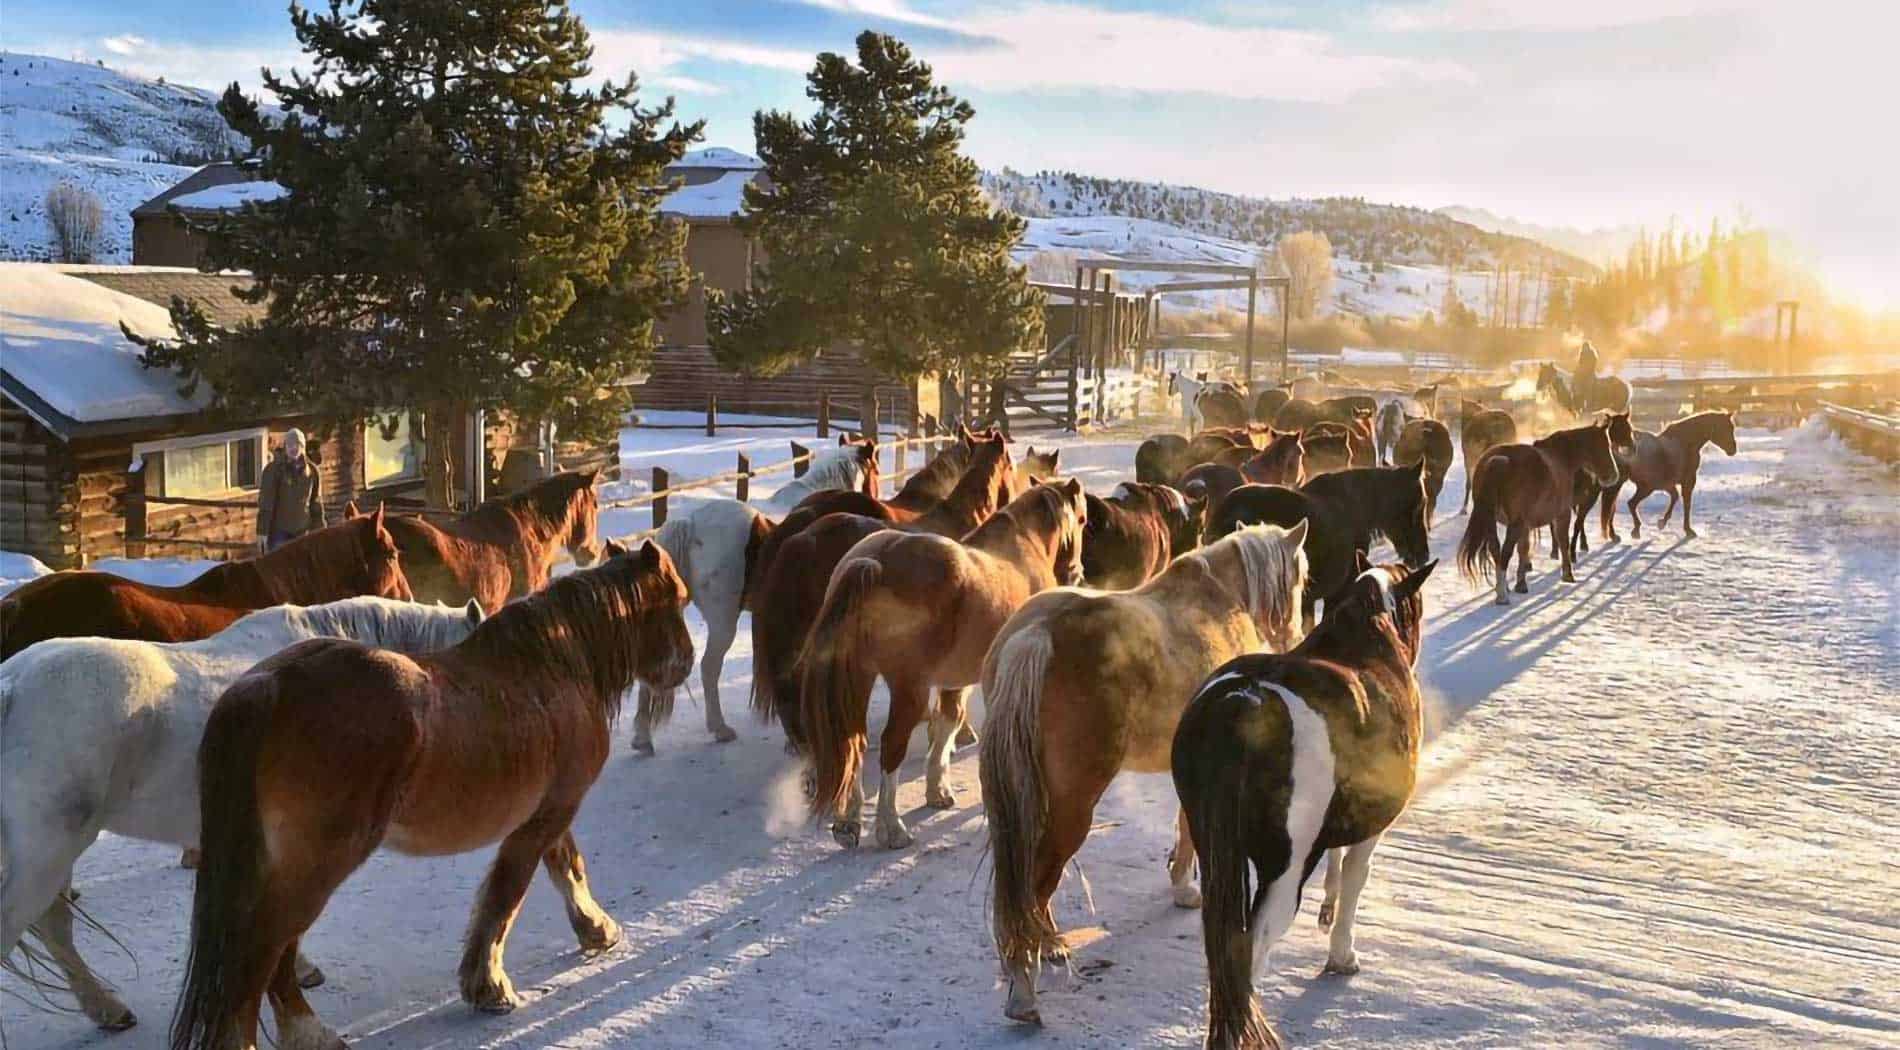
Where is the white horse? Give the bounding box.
[628,439,875,755]
[0,596,483,1034]
[1169,371,1210,433]
[1375,398,1407,465]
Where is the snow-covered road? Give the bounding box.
[6,420,1896,1049]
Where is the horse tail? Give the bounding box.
[978,625,1056,972]
[747,542,805,727]
[738,510,774,612]
[799,558,882,823]
[171,673,277,1050]
[1457,453,1507,586]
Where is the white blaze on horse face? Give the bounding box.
[1356,567,1397,615]
[1251,680,1337,975]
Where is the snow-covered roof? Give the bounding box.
[671,147,762,171]
[660,170,755,219]
[0,263,205,426]
[169,179,287,211]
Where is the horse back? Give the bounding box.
[385,515,507,614]
[0,572,243,659]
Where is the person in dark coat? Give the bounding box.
[256,427,324,551]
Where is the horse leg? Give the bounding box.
[541,827,621,952]
[630,683,658,756]
[29,887,137,1031]
[1659,486,1680,529]
[267,937,346,1050]
[459,816,565,1012]
[1599,483,1620,543]
[1628,486,1651,539]
[1511,523,1532,594]
[873,679,931,849]
[924,687,968,810]
[1167,807,1201,909]
[1321,834,1383,977]
[1004,773,1106,1025]
[1317,849,1342,929]
[700,605,739,744]
[1492,521,1514,606]
[1682,481,1699,539]
[1556,507,1577,582]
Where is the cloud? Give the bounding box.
[101,35,149,56]
[590,29,813,85]
[1369,0,1765,33]
[794,0,962,32]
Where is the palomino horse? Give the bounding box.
[981,523,1309,1026]
[364,470,603,614]
[169,543,693,1050]
[1240,430,1306,487]
[1538,360,1632,417]
[802,480,1088,850]
[628,442,876,755]
[1081,482,1198,590]
[1173,557,1435,1050]
[1204,463,1433,629]
[0,597,482,1035]
[1393,419,1454,521]
[750,432,1022,747]
[0,510,410,660]
[1458,399,1519,513]
[1598,409,1737,542]
[1457,419,1620,604]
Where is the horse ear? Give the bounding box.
[1063,477,1083,500]
[345,500,361,520]
[1393,559,1438,600]
[464,598,485,625]
[1354,549,1373,574]
[838,433,849,446]
[637,538,661,568]
[1286,518,1309,548]
[789,440,810,463]
[1047,448,1061,469]
[371,503,385,529]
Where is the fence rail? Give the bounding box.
[1818,401,1900,463]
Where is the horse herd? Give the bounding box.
[0,361,1738,1050]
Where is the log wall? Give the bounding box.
[0,401,81,568]
[630,345,921,426]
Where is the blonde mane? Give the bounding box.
[1189,523,1306,647]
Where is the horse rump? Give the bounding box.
[1456,453,1508,585]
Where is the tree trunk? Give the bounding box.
[422,401,466,511]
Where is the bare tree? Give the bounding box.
[45,182,105,263]
[1277,230,1335,320]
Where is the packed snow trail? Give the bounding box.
[5,422,1895,1049]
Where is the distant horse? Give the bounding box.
[1457,419,1620,604]
[1174,557,1435,1050]
[1554,412,1634,559]
[1204,463,1432,630]
[750,434,1022,747]
[1196,385,1253,430]
[0,597,482,1035]
[1316,395,1378,426]
[1082,482,1198,590]
[352,470,602,615]
[982,523,1309,1026]
[1393,419,1454,521]
[1020,445,1063,480]
[1136,433,1194,485]
[1239,430,1305,487]
[1253,388,1292,425]
[0,510,411,661]
[802,480,1088,850]
[1296,423,1359,477]
[1170,372,1213,432]
[168,543,693,1050]
[1538,361,1632,418]
[1374,401,1406,465]
[1457,399,1519,513]
[1597,410,1737,542]
[1178,463,1246,526]
[1271,398,1322,432]
[628,442,876,755]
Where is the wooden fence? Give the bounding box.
[630,389,909,440]
[1818,401,1900,463]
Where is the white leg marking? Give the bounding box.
[874,768,912,849]
[1249,682,1336,974]
[1169,807,1202,908]
[1318,848,1342,928]
[924,711,959,809]
[1324,835,1381,975]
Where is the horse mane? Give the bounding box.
[1190,525,1304,642]
[1662,410,1731,442]
[896,440,971,502]
[281,596,478,653]
[446,558,652,716]
[464,471,590,533]
[208,517,379,602]
[1534,420,1607,452]
[646,515,698,590]
[801,446,867,494]
[967,482,1070,549]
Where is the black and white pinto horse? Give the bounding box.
[1172,556,1435,1050]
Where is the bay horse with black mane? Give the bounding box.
[1204,463,1432,630]
[359,469,604,615]
[1082,481,1198,590]
[1457,419,1620,604]
[0,510,410,661]
[803,479,1088,850]
[1458,399,1519,513]
[1597,409,1737,542]
[1393,418,1454,521]
[1173,557,1436,1050]
[169,542,693,1050]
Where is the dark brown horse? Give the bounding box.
[0,511,411,660]
[169,542,693,1050]
[1297,423,1359,477]
[1082,482,1198,590]
[1178,463,1247,528]
[1253,387,1292,424]
[1196,386,1253,429]
[1174,557,1435,1050]
[1136,433,1194,486]
[1271,398,1322,433]
[1458,398,1519,513]
[1393,418,1454,521]
[1598,410,1737,541]
[1457,419,1620,604]
[1556,412,1635,558]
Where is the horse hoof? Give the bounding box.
[710,725,738,744]
[875,821,914,850]
[831,820,862,849]
[1005,1005,1044,1027]
[297,962,326,989]
[1513,582,1529,594]
[1494,595,1510,606]
[1042,940,1072,964]
[1561,573,1577,583]
[578,917,622,953]
[93,1005,137,1032]
[466,985,521,1014]
[179,847,200,869]
[1684,529,1698,539]
[1172,885,1203,910]
[1317,902,1335,929]
[925,786,957,810]
[1321,956,1360,977]
[630,739,656,757]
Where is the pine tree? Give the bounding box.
[710,33,1042,382]
[135,0,699,506]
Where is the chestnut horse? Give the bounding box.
[1597,409,1738,541]
[1392,418,1454,521]
[1457,419,1620,604]
[1240,430,1306,487]
[1173,558,1435,1050]
[361,470,604,615]
[1297,424,1358,477]
[802,480,1088,850]
[169,542,693,1050]
[0,510,410,661]
[981,523,1309,1026]
[1081,482,1198,590]
[1458,399,1519,513]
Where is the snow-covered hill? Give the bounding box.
[0,51,242,262]
[1436,205,1644,268]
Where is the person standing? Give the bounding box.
[256,427,325,552]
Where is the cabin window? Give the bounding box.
[365,412,421,487]
[146,432,264,499]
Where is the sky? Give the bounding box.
[6,0,1896,308]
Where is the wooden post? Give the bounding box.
[865,388,880,444]
[818,391,830,438]
[1244,272,1258,388]
[651,466,669,527]
[126,481,147,560]
[1279,283,1290,382]
[705,393,718,437]
[790,441,810,477]
[736,451,751,503]
[896,436,908,476]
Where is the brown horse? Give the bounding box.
[1393,418,1454,521]
[1271,398,1321,432]
[749,433,1021,746]
[1174,557,1435,1050]
[1538,357,1632,417]
[1457,419,1620,604]
[802,479,1088,850]
[1196,386,1253,429]
[1458,398,1519,512]
[1082,482,1198,590]
[1555,412,1635,558]
[1298,424,1359,477]
[1253,388,1292,424]
[1136,433,1194,486]
[1598,410,1737,541]
[1178,463,1247,528]
[0,511,410,660]
[169,542,693,1050]
[1239,430,1305,487]
[981,523,1309,1026]
[347,470,603,615]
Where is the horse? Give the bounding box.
[1271,398,1321,433]
[1136,433,1194,485]
[1392,419,1454,521]
[1169,372,1213,432]
[1082,482,1198,590]
[1316,395,1378,426]
[1020,445,1062,480]
[1597,410,1737,542]
[168,542,694,1050]
[1196,386,1253,430]
[1173,557,1435,1050]
[1457,399,1519,513]
[1253,388,1292,424]
[0,510,411,661]
[1374,401,1406,465]
[768,436,880,513]
[1553,412,1635,559]
[1457,419,1621,604]
[1178,463,1246,527]
[1204,463,1432,630]
[0,597,483,1035]
[626,442,877,755]
[749,433,1021,747]
[1538,361,1632,418]
[1239,430,1305,487]
[1296,424,1358,477]
[801,479,1088,850]
[981,523,1309,1026]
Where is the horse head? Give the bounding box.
[1390,462,1434,569]
[354,505,413,602]
[1333,551,1436,662]
[1712,411,1738,456]
[617,539,694,692]
[1582,422,1621,486]
[1600,411,1635,452]
[1048,477,1089,587]
[565,470,605,567]
[1020,444,1062,481]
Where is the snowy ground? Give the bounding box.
[5,420,1897,1049]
